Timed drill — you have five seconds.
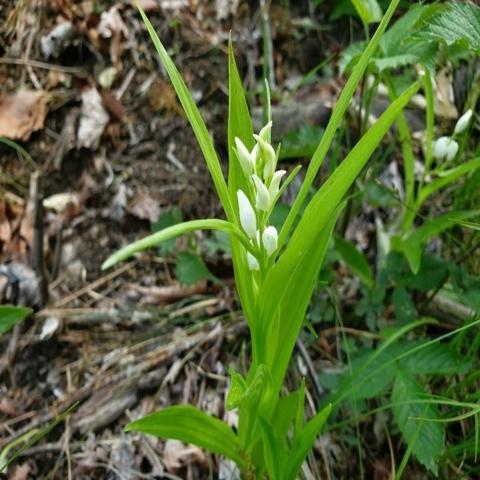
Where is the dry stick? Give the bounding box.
[0,57,84,73]
[52,261,135,307]
[0,320,244,448]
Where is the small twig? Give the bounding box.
[0,57,84,73]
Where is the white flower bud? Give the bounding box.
[237,190,257,238]
[253,134,277,180]
[258,121,272,143]
[246,252,260,271]
[433,136,450,160]
[262,226,278,257]
[268,170,286,200]
[235,137,255,176]
[446,138,459,161]
[252,174,270,211]
[454,109,473,135]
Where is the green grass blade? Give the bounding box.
[102,219,249,269]
[137,4,233,220]
[125,405,246,469]
[278,0,401,248]
[418,158,480,205]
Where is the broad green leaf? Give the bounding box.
[125,405,246,469]
[270,388,303,443]
[334,235,373,288]
[0,306,31,335]
[420,1,480,53]
[175,251,216,285]
[226,369,248,410]
[137,4,233,220]
[101,219,250,269]
[352,0,383,24]
[286,404,332,480]
[279,0,402,247]
[392,370,444,475]
[259,418,287,480]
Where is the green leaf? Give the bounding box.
[259,418,287,480]
[125,405,246,469]
[404,342,472,376]
[227,36,256,325]
[394,210,479,273]
[420,1,480,53]
[351,0,383,24]
[0,306,32,336]
[175,251,216,285]
[102,219,250,269]
[136,4,233,220]
[226,369,248,410]
[392,370,444,475]
[334,235,373,288]
[418,158,480,206]
[392,286,416,325]
[286,404,332,480]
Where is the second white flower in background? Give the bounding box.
[454,109,473,135]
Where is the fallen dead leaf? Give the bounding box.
[43,192,79,212]
[9,463,31,480]
[128,189,160,223]
[0,89,49,141]
[77,88,109,149]
[163,439,206,472]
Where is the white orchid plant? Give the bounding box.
[102,1,419,477]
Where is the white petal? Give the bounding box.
[268,170,287,200]
[454,109,473,135]
[262,226,278,257]
[235,137,254,176]
[433,136,450,160]
[252,174,270,211]
[237,190,257,238]
[258,120,272,143]
[446,139,459,161]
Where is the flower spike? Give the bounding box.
[237,190,257,239]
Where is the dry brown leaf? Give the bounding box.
[77,88,109,149]
[163,439,206,472]
[0,90,49,141]
[128,189,160,223]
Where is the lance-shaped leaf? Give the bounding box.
[278,0,401,247]
[286,403,332,480]
[102,219,250,270]
[125,405,247,469]
[137,4,233,220]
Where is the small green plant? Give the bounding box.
[102,0,419,477]
[0,305,31,336]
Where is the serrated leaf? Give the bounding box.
[175,251,216,285]
[125,405,246,469]
[421,1,480,53]
[392,369,444,474]
[0,306,32,335]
